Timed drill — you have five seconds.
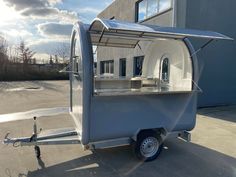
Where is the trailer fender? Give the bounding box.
[132,128,166,142]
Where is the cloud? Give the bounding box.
[3,0,46,10]
[21,7,59,16]
[0,28,33,45]
[37,22,73,38]
[3,29,33,37]
[29,38,70,58]
[78,7,101,15]
[29,38,69,46]
[75,0,114,23]
[77,7,102,23]
[21,7,77,22]
[48,0,62,6]
[3,0,63,10]
[3,0,78,22]
[1,0,114,58]
[34,53,50,60]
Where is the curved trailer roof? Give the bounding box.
[89,18,233,48]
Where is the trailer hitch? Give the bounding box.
[3,132,11,145]
[32,116,41,158]
[3,132,27,147]
[2,117,42,158]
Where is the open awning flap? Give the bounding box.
[89,18,233,48]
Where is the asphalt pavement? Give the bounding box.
[0,81,235,177]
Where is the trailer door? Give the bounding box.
[70,22,92,145]
[70,29,83,133]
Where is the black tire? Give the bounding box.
[34,145,41,159]
[133,131,163,162]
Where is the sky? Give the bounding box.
[0,0,113,59]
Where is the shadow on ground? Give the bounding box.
[23,139,236,177]
[198,105,236,123]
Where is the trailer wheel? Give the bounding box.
[133,131,163,162]
[34,146,41,159]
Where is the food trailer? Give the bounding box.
[3,18,232,161]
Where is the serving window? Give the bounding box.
[89,18,230,96]
[93,39,194,96]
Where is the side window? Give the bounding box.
[159,0,172,12]
[100,60,114,75]
[147,0,158,18]
[72,33,82,80]
[134,56,144,76]
[72,38,78,73]
[119,58,126,77]
[161,57,169,82]
[138,0,147,21]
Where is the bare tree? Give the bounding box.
[55,55,58,64]
[0,36,8,61]
[0,36,9,78]
[53,42,70,63]
[7,45,20,63]
[18,40,36,64]
[49,55,53,65]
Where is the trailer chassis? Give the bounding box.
[3,117,191,159]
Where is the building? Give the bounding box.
[96,0,236,107]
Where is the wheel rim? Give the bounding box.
[140,137,159,158]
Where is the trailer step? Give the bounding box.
[178,131,191,142]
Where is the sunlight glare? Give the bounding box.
[0,0,21,26]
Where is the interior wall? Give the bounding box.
[141,40,192,90]
[96,39,193,91]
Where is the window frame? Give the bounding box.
[133,56,144,77]
[71,32,83,81]
[135,0,172,23]
[160,57,170,83]
[119,58,127,77]
[100,60,114,75]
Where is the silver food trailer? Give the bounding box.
[3,18,232,161]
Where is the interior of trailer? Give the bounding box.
[88,19,198,96]
[88,18,231,96]
[93,39,193,96]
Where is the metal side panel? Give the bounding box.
[87,131,191,150]
[88,137,131,150]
